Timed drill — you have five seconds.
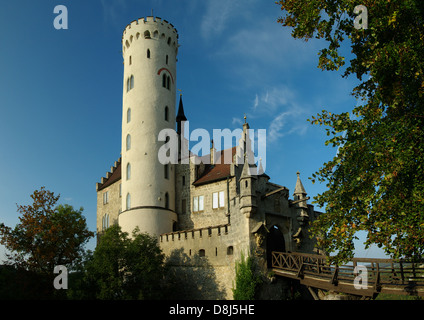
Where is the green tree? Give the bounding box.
[80,224,166,300]
[232,253,262,300]
[277,0,424,263]
[0,187,94,275]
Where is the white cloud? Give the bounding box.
[232,117,243,126]
[250,85,310,143]
[201,0,236,40]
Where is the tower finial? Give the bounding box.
[244,114,247,123]
[178,88,182,96]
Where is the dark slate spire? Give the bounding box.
[176,94,187,135]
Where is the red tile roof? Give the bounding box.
[192,147,236,186]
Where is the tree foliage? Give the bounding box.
[0,187,94,274]
[77,224,166,300]
[232,253,262,300]
[277,0,424,262]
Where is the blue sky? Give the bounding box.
[0,0,386,261]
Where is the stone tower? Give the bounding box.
[119,17,179,238]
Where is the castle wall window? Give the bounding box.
[193,195,204,212]
[127,108,131,123]
[126,193,131,210]
[130,75,134,89]
[166,55,168,64]
[126,134,131,151]
[129,56,132,65]
[127,75,134,92]
[181,199,186,214]
[227,246,234,255]
[165,106,169,121]
[119,183,122,197]
[103,191,109,205]
[147,49,151,58]
[199,249,205,257]
[182,175,185,186]
[102,213,109,231]
[165,192,169,209]
[212,191,225,209]
[164,164,169,179]
[162,74,167,88]
[126,163,131,180]
[144,30,151,39]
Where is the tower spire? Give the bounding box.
[176,93,187,135]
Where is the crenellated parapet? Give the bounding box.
[122,16,179,55]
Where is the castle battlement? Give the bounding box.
[160,224,230,243]
[122,16,179,54]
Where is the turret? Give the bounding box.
[239,121,257,217]
[119,16,179,238]
[293,171,309,226]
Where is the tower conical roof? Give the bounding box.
[293,171,307,195]
[176,94,187,122]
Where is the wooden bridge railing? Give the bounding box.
[271,251,424,297]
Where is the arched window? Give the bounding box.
[126,163,131,180]
[162,74,167,88]
[164,106,169,121]
[127,78,130,92]
[144,30,151,39]
[227,246,234,255]
[199,249,205,257]
[102,213,109,231]
[147,49,150,59]
[127,108,131,123]
[130,75,134,89]
[165,192,169,209]
[126,193,131,210]
[126,134,131,151]
[167,37,171,45]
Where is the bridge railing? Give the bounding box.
[272,251,424,295]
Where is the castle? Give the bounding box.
[96,16,321,299]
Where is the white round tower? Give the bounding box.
[119,16,178,238]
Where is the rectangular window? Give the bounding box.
[182,175,185,186]
[193,196,198,212]
[119,184,122,198]
[164,164,169,179]
[103,191,109,205]
[198,195,204,211]
[212,192,218,209]
[182,199,186,214]
[193,195,204,212]
[212,191,225,209]
[219,191,225,208]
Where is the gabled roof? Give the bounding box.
[97,158,121,191]
[192,147,236,186]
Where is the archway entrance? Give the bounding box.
[266,225,286,268]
